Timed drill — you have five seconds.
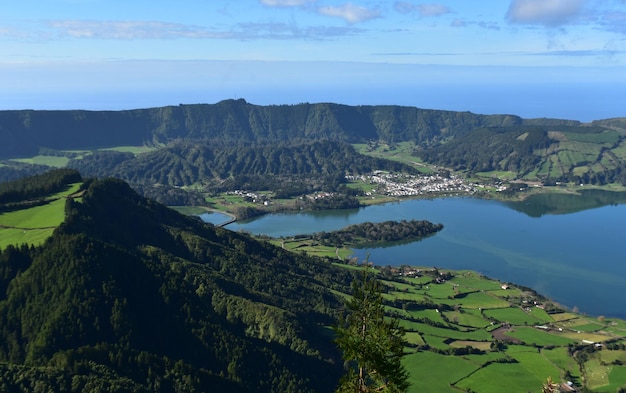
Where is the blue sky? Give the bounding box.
[2,0,626,120]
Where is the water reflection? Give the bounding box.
[506,189,626,217]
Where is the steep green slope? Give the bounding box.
[0,176,354,392]
[0,99,522,158]
[68,140,416,193]
[415,124,626,185]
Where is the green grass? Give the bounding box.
[507,326,577,346]
[448,271,504,291]
[0,183,80,250]
[421,283,456,299]
[455,352,560,393]
[403,351,478,393]
[10,155,70,167]
[0,227,55,249]
[100,145,159,155]
[483,307,545,325]
[542,346,582,380]
[324,264,626,391]
[442,310,490,328]
[564,130,622,144]
[454,291,510,309]
[0,198,66,228]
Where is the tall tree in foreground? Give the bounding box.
[334,268,410,393]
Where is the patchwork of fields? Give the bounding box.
[373,269,626,392]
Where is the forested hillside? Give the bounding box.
[0,99,523,158]
[0,174,356,392]
[2,99,625,189]
[416,124,626,185]
[68,140,416,195]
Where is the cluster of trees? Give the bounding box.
[0,162,51,184]
[416,126,555,175]
[69,140,416,190]
[312,220,443,246]
[0,174,366,392]
[0,168,81,204]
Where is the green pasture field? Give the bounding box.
[483,307,547,325]
[345,179,378,194]
[0,198,66,228]
[170,206,207,215]
[454,353,560,393]
[100,145,158,155]
[585,358,615,390]
[0,227,54,249]
[403,351,478,392]
[381,279,417,292]
[536,160,551,176]
[561,318,605,332]
[611,141,626,157]
[462,351,507,366]
[405,332,425,346]
[488,288,524,298]
[474,170,518,180]
[528,307,552,322]
[448,271,504,291]
[404,309,447,325]
[550,312,579,322]
[442,310,490,329]
[406,321,492,342]
[328,264,626,392]
[448,340,492,351]
[353,142,433,173]
[599,350,626,365]
[572,166,590,176]
[454,291,510,309]
[10,155,70,168]
[560,330,613,343]
[0,182,81,250]
[421,283,456,299]
[419,334,451,351]
[542,347,582,379]
[507,326,577,346]
[564,130,622,144]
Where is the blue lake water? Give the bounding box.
[213,193,626,318]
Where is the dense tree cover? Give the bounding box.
[69,140,415,192]
[0,174,361,392]
[307,194,361,211]
[0,162,52,184]
[0,100,528,158]
[334,269,409,393]
[312,220,443,246]
[416,126,555,175]
[0,168,81,204]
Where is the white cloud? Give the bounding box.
[318,3,381,24]
[394,2,451,17]
[35,19,360,41]
[46,20,224,40]
[506,0,586,26]
[259,0,315,7]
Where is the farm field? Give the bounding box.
[333,267,626,392]
[0,183,82,249]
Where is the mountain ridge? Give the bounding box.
[0,99,574,158]
[0,174,353,392]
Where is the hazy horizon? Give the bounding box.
[3,1,626,122]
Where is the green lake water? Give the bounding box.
[204,189,626,318]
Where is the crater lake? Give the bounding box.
[206,190,626,318]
